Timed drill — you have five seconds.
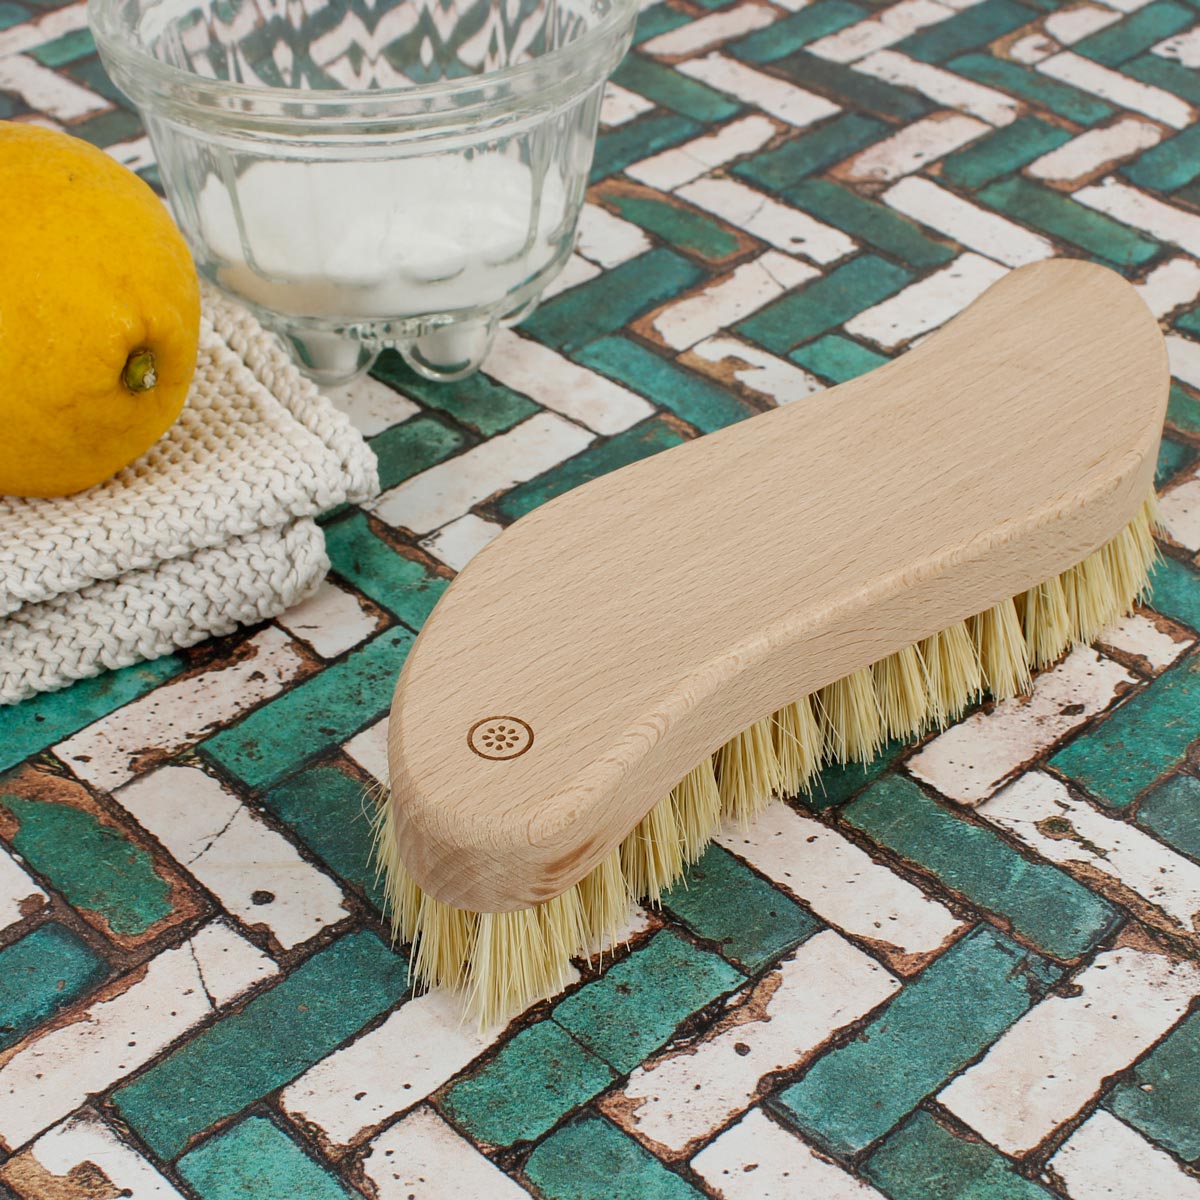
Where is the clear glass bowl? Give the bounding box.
[89,0,638,383]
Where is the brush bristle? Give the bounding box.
[377,494,1162,1027]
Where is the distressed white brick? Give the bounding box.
[104,136,156,175]
[342,716,390,785]
[576,203,653,268]
[276,580,378,658]
[1098,611,1194,672]
[1043,3,1122,43]
[371,413,593,534]
[1009,33,1059,63]
[116,766,350,950]
[0,922,274,1152]
[1159,475,1200,553]
[845,253,1007,348]
[0,55,108,120]
[808,0,957,63]
[1135,256,1200,318]
[1049,1109,1200,1199]
[0,1,87,56]
[678,53,841,127]
[718,805,963,962]
[1038,52,1194,128]
[541,253,602,299]
[613,931,900,1154]
[687,335,825,405]
[678,176,856,263]
[0,846,46,933]
[1154,25,1200,68]
[641,3,776,56]
[1168,333,1200,389]
[56,626,308,789]
[324,378,419,437]
[836,112,989,181]
[420,512,504,572]
[1093,0,1157,12]
[939,946,1200,1155]
[883,175,1055,266]
[692,1108,885,1199]
[1027,118,1163,185]
[855,51,1021,125]
[627,114,777,191]
[361,1107,532,1200]
[600,81,655,127]
[652,252,819,350]
[908,647,1135,805]
[1077,179,1200,257]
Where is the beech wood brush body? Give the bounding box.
[378,258,1168,1024]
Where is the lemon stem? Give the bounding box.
[122,349,157,393]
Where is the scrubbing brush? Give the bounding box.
[376,258,1168,1025]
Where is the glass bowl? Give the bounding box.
[89,0,638,383]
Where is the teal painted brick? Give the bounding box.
[784,178,956,268]
[324,510,448,626]
[599,191,742,261]
[730,0,867,63]
[662,844,821,970]
[70,107,143,151]
[789,332,891,384]
[177,1115,356,1200]
[1107,1010,1200,1161]
[633,1,690,44]
[898,0,1035,63]
[773,51,934,121]
[612,56,741,122]
[977,177,1159,266]
[29,25,94,64]
[1157,434,1196,487]
[1125,52,1200,105]
[0,922,107,1051]
[554,930,743,1072]
[369,416,465,493]
[442,1020,615,1147]
[805,741,909,808]
[1075,1,1194,65]
[524,1113,705,1200]
[201,627,413,790]
[949,54,1115,124]
[63,57,123,103]
[734,113,887,191]
[1146,553,1200,631]
[737,255,912,355]
[940,117,1072,188]
[1050,652,1200,809]
[1137,772,1200,862]
[863,1110,1056,1199]
[574,337,755,432]
[1168,381,1200,438]
[0,3,30,30]
[842,775,1119,959]
[112,931,407,1159]
[525,249,705,354]
[496,417,684,521]
[592,114,703,182]
[1179,306,1200,337]
[772,927,1058,1154]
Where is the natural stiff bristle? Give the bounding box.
[376,496,1161,1027]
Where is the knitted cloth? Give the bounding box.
[1,287,379,704]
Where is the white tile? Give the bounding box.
[56,626,309,790]
[1135,256,1200,318]
[1097,611,1194,672]
[1077,179,1200,258]
[420,512,505,571]
[845,253,1007,348]
[641,3,776,57]
[324,378,419,438]
[678,53,841,127]
[628,114,778,191]
[1043,3,1122,43]
[691,1108,885,1199]
[1159,475,1200,552]
[116,766,350,950]
[1168,333,1200,389]
[276,579,378,658]
[1153,25,1200,68]
[652,252,820,350]
[1026,118,1163,185]
[687,335,825,405]
[484,332,653,436]
[908,647,1136,805]
[855,50,1021,125]
[1038,52,1194,128]
[370,413,593,534]
[575,202,653,269]
[104,136,156,175]
[612,931,899,1154]
[883,175,1055,266]
[939,946,1200,1155]
[0,922,274,1152]
[1093,0,1155,13]
[342,716,390,785]
[1049,1109,1200,1200]
[1008,32,1059,63]
[0,55,106,120]
[836,112,989,182]
[361,1107,532,1200]
[541,252,602,300]
[0,845,46,933]
[718,805,963,963]
[600,81,655,127]
[678,176,856,263]
[0,1,87,56]
[808,0,957,63]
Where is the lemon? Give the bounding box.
[0,123,200,497]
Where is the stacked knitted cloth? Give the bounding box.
[0,288,378,705]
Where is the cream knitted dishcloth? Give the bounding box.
[1,287,379,704]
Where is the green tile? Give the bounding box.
[898,0,1035,62]
[496,416,684,522]
[1125,52,1200,105]
[574,337,755,432]
[1168,381,1200,438]
[1049,651,1200,809]
[0,922,107,1051]
[612,55,741,122]
[369,415,465,493]
[805,741,908,808]
[0,3,30,30]
[592,114,704,183]
[0,794,173,938]
[442,1020,615,1147]
[789,332,891,384]
[60,57,124,103]
[29,25,94,64]
[843,775,1119,959]
[1179,306,1200,337]
[772,927,1058,1154]
[730,0,867,63]
[1075,0,1193,65]
[949,53,1115,124]
[784,178,956,268]
[526,249,704,354]
[773,51,934,121]
[178,1115,356,1200]
[1157,434,1196,488]
[324,510,448,626]
[201,627,414,791]
[525,1113,704,1200]
[863,1110,1056,1200]
[633,2,690,44]
[662,844,820,970]
[1147,553,1200,631]
[69,107,144,152]
[940,116,1072,188]
[734,112,887,191]
[112,931,407,1159]
[554,929,743,1072]
[600,191,742,261]
[1107,1010,1200,1161]
[977,177,1159,266]
[738,255,912,355]
[1137,772,1200,862]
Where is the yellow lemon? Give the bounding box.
[0,122,200,497]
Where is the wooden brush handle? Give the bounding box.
[387,259,1168,912]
